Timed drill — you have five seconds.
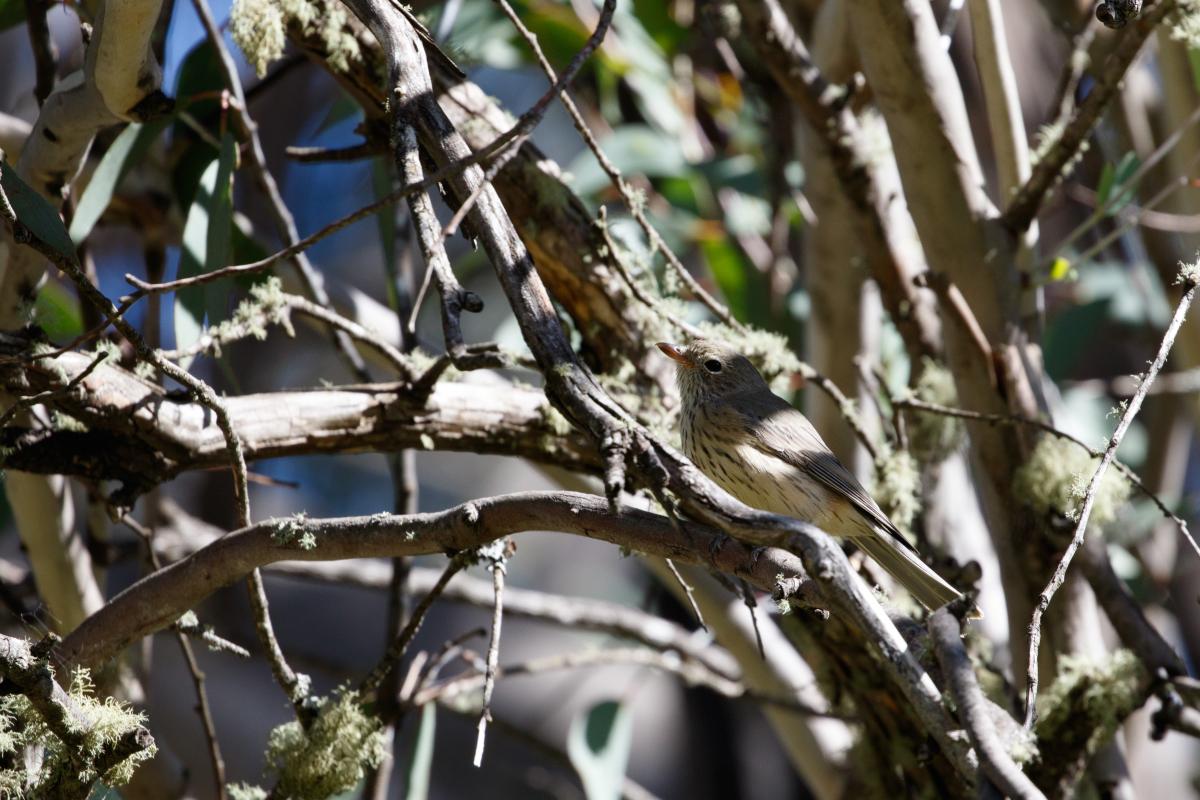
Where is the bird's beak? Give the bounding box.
[656,342,692,367]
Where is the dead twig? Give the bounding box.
[1023,270,1198,728]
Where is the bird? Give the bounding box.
[657,338,966,613]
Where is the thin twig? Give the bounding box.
[929,606,1045,800]
[797,363,879,461]
[190,0,371,381]
[895,395,1195,554]
[286,141,382,162]
[739,579,766,661]
[1052,94,1200,258]
[361,552,470,695]
[1023,272,1198,728]
[1003,0,1179,233]
[494,0,743,330]
[473,540,510,767]
[125,514,227,800]
[0,181,310,721]
[417,646,844,719]
[157,291,414,379]
[436,0,615,244]
[1065,159,1200,268]
[1069,182,1200,234]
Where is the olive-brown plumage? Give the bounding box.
[658,339,964,612]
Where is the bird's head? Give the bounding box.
[656,339,770,405]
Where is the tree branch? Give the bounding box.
[929,606,1046,800]
[0,348,598,493]
[1002,0,1177,233]
[55,491,821,672]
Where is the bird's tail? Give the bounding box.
[855,530,976,616]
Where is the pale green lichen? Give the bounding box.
[0,668,156,793]
[1035,649,1146,758]
[538,400,574,437]
[271,512,316,550]
[1176,255,1200,287]
[1013,437,1131,528]
[90,337,121,364]
[189,278,294,360]
[905,359,964,464]
[1032,118,1068,166]
[1171,1,1200,48]
[51,410,88,433]
[133,359,158,381]
[872,447,922,537]
[265,687,386,800]
[230,0,287,78]
[227,783,268,800]
[232,0,362,78]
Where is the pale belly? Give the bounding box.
[683,433,869,539]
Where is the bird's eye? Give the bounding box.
[703,359,722,373]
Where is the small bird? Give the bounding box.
[658,339,965,613]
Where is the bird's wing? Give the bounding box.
[737,394,915,550]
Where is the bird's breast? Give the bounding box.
[682,414,829,523]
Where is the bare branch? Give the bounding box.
[56,491,821,672]
[929,607,1046,800]
[1003,1,1178,233]
[0,349,598,492]
[1024,272,1198,728]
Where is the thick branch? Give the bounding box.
[736,0,941,363]
[55,491,820,671]
[929,608,1045,800]
[0,349,597,491]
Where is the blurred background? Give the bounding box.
[3,0,1200,797]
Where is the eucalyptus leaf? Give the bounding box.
[34,281,83,340]
[567,700,633,800]
[403,703,436,800]
[567,125,686,195]
[70,122,164,245]
[174,131,236,366]
[1,160,77,262]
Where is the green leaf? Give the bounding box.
[34,281,82,340]
[403,703,436,800]
[1,160,77,262]
[1095,151,1140,216]
[0,0,25,32]
[567,125,686,195]
[70,122,165,245]
[174,131,236,366]
[171,41,223,205]
[372,158,400,311]
[567,700,633,800]
[1095,162,1116,208]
